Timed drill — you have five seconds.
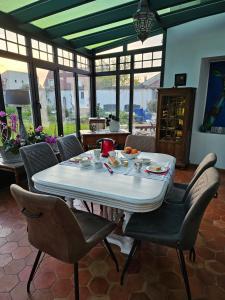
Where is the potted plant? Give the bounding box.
[0,111,24,163]
[27,126,58,152]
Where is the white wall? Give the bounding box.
[164,13,225,169]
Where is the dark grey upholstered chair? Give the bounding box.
[57,135,84,161]
[10,184,118,300]
[20,142,58,193]
[121,167,220,300]
[125,134,155,153]
[166,153,217,204]
[57,135,92,213]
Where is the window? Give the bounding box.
[0,57,33,130]
[133,72,160,135]
[0,28,27,55]
[95,57,116,72]
[134,51,162,69]
[77,55,90,71]
[119,56,131,70]
[36,68,58,135]
[57,48,74,67]
[96,46,123,56]
[127,34,163,51]
[31,39,53,62]
[78,75,91,130]
[120,75,130,130]
[59,70,76,135]
[96,76,116,117]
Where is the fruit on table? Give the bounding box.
[124,147,139,154]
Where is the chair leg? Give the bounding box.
[82,201,91,213]
[27,250,42,293]
[120,240,139,285]
[74,262,79,300]
[104,238,119,272]
[91,202,94,213]
[189,247,196,263]
[176,248,192,300]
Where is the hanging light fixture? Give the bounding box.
[133,0,155,43]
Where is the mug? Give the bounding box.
[93,149,101,160]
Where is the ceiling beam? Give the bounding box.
[45,0,191,39]
[11,0,95,24]
[161,0,225,28]
[46,2,138,39]
[69,23,139,49]
[93,31,164,54]
[149,0,191,10]
[70,21,161,49]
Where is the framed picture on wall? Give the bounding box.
[200,61,225,133]
[174,73,187,87]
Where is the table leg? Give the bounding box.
[107,211,134,255]
[15,171,21,185]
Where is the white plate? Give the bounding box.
[146,165,168,173]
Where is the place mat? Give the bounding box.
[60,152,175,182]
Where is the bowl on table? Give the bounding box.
[121,149,141,160]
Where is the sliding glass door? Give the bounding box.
[59,70,76,135]
[36,68,58,135]
[0,57,33,130]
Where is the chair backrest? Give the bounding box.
[125,135,155,153]
[57,135,84,161]
[179,167,219,249]
[20,142,58,193]
[10,184,86,263]
[184,153,217,198]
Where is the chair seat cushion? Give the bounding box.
[165,185,186,204]
[73,210,116,243]
[125,203,186,248]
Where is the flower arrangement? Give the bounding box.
[27,125,57,145]
[0,110,24,154]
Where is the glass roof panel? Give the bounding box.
[158,0,213,15]
[64,18,133,40]
[32,0,135,29]
[0,0,39,13]
[86,37,129,50]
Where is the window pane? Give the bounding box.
[59,70,76,135]
[128,34,163,50]
[96,76,116,118]
[120,74,130,131]
[36,68,58,135]
[0,39,7,51]
[0,28,5,39]
[78,75,90,130]
[18,34,25,45]
[6,30,17,43]
[0,57,33,131]
[133,72,160,136]
[7,42,18,53]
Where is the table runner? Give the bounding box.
[60,151,175,182]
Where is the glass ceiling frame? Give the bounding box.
[0,0,222,54]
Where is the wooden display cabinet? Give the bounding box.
[156,88,196,167]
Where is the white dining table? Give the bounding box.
[32,151,176,254]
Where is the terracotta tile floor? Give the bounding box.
[0,167,225,300]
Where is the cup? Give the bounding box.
[134,159,142,172]
[93,160,103,169]
[93,149,101,160]
[108,150,116,157]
